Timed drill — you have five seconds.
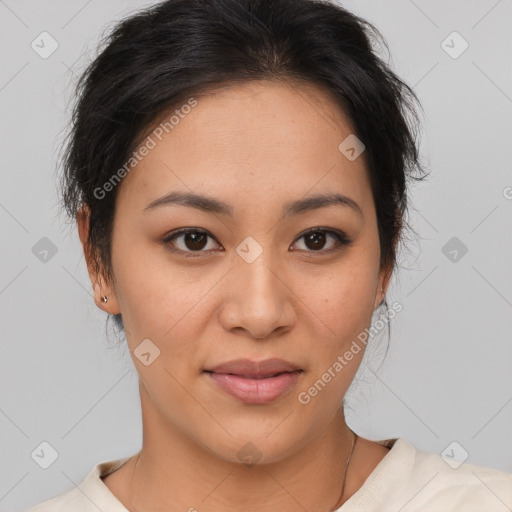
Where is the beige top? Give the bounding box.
[26,438,512,512]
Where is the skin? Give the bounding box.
[78,80,393,512]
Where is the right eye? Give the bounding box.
[162,228,223,257]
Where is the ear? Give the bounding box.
[374,216,401,310]
[374,262,392,310]
[77,204,120,314]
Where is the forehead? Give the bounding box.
[116,80,372,215]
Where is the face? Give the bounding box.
[82,80,388,464]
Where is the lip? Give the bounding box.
[205,358,302,377]
[204,358,303,405]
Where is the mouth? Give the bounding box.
[204,370,302,379]
[204,357,302,376]
[203,369,303,405]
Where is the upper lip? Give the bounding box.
[205,358,302,378]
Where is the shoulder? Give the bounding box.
[25,457,131,512]
[25,487,88,512]
[410,444,512,507]
[375,438,512,511]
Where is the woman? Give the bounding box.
[27,0,512,510]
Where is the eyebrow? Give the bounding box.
[143,190,363,218]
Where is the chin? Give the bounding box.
[196,423,308,467]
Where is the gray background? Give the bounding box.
[1,0,511,510]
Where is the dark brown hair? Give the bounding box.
[59,0,429,336]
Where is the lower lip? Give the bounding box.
[206,370,302,405]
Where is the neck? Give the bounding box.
[114,390,358,512]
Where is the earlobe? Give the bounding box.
[92,278,120,314]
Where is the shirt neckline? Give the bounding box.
[87,437,408,511]
[335,437,414,511]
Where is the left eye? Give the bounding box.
[162,227,351,257]
[292,228,351,253]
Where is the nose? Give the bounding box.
[218,249,296,340]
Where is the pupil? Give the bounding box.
[306,232,326,250]
[186,232,207,250]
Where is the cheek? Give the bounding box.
[110,234,202,344]
[300,252,379,338]
[293,260,378,408]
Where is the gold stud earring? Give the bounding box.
[102,296,110,303]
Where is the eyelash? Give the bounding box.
[162,227,352,258]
